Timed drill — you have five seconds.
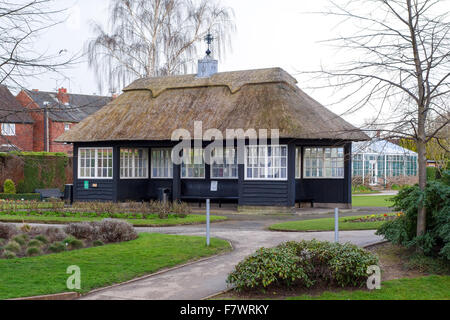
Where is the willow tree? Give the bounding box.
[310,0,449,238]
[86,0,235,92]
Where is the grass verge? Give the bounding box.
[269,215,393,232]
[288,276,450,300]
[352,195,395,207]
[0,213,227,227]
[0,233,231,299]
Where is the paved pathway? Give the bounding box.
[80,224,383,300]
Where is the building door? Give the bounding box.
[369,160,378,185]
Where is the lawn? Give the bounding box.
[352,195,395,207]
[269,214,394,232]
[288,276,450,300]
[0,213,227,227]
[0,233,231,299]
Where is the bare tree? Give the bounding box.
[0,0,77,88]
[86,0,235,93]
[306,0,449,239]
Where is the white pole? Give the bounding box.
[206,199,210,246]
[335,208,339,243]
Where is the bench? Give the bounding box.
[180,196,239,208]
[35,189,64,201]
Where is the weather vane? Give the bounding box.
[205,33,214,56]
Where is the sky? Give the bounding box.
[26,0,367,125]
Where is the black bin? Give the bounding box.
[64,184,73,205]
[157,187,171,202]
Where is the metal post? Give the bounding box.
[334,208,339,243]
[206,199,210,246]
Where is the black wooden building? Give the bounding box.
[57,59,368,209]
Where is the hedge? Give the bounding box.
[0,193,41,200]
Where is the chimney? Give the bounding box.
[57,87,69,105]
[197,56,218,78]
[196,33,218,78]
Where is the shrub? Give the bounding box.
[97,219,138,243]
[93,240,104,247]
[34,235,49,244]
[376,180,450,260]
[26,246,41,256]
[3,179,16,194]
[173,202,191,218]
[2,250,16,259]
[68,239,84,250]
[65,222,98,240]
[48,242,66,253]
[0,238,5,246]
[427,167,437,181]
[227,240,378,292]
[4,240,21,253]
[27,239,43,248]
[0,223,17,239]
[42,227,67,242]
[12,235,27,246]
[0,193,40,201]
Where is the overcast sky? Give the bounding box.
[27,0,366,125]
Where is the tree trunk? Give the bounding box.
[416,135,427,237]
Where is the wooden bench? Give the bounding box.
[180,196,239,208]
[35,189,64,201]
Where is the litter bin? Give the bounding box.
[157,187,171,203]
[64,184,73,205]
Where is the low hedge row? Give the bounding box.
[0,194,41,201]
[227,240,378,292]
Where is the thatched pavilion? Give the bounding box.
[57,58,368,209]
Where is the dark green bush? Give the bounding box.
[376,180,450,260]
[2,250,16,259]
[3,241,21,253]
[427,167,437,181]
[12,235,26,246]
[0,193,40,200]
[26,246,41,256]
[3,179,16,194]
[227,240,378,292]
[27,239,43,248]
[93,240,104,247]
[68,239,84,250]
[34,235,48,244]
[49,242,66,253]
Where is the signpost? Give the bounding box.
[206,199,211,246]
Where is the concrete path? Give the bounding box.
[80,225,383,300]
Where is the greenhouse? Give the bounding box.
[352,140,418,186]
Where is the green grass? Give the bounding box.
[269,214,393,232]
[0,233,231,299]
[352,195,395,207]
[0,213,227,227]
[288,276,450,300]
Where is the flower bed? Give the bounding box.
[344,213,400,223]
[0,220,138,259]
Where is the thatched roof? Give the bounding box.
[0,85,34,124]
[57,67,368,143]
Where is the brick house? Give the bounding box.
[0,85,34,152]
[16,88,112,154]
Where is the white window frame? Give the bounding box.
[210,147,239,179]
[295,147,302,179]
[1,123,15,136]
[78,147,113,180]
[181,148,205,179]
[64,123,70,131]
[244,145,288,181]
[120,148,149,179]
[151,148,173,179]
[303,147,345,179]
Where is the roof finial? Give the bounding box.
[204,33,214,57]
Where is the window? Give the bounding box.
[151,148,173,179]
[120,148,148,179]
[64,123,70,131]
[78,148,113,179]
[181,148,205,179]
[245,145,288,180]
[1,123,15,136]
[304,147,344,179]
[295,147,302,178]
[211,148,238,179]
